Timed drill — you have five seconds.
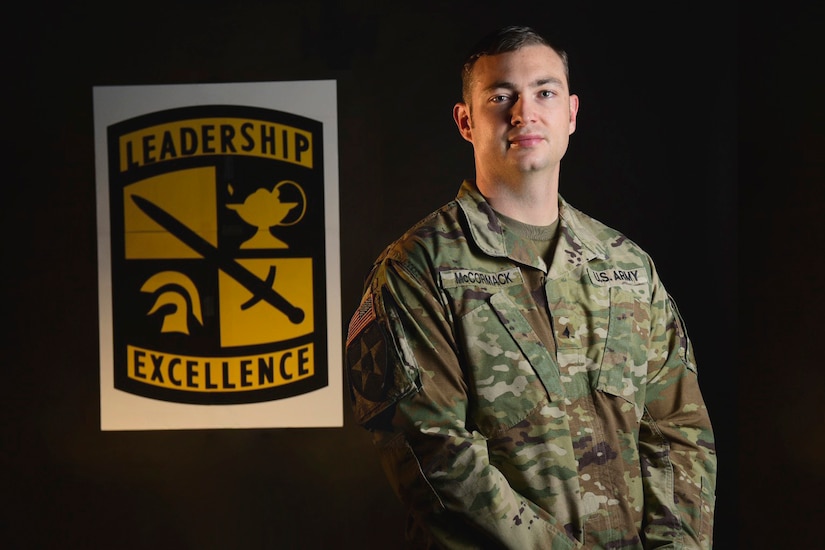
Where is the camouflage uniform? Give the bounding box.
[346,180,716,549]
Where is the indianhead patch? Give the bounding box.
[104,103,328,406]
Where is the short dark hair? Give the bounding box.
[460,26,570,103]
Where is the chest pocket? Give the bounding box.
[596,286,650,419]
[550,280,650,421]
[452,290,562,437]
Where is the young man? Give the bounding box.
[346,26,717,549]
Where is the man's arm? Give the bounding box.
[639,271,717,549]
[347,258,577,549]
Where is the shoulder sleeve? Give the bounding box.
[345,270,420,427]
[640,263,717,549]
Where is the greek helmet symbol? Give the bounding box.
[140,271,204,335]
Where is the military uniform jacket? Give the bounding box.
[346,181,717,549]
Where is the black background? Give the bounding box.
[2,1,822,548]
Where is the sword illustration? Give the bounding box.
[131,194,305,324]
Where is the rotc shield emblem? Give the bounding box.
[105,104,329,405]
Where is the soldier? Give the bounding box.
[345,25,716,549]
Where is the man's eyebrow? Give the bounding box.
[483,76,565,93]
[534,77,565,87]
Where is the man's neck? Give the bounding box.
[476,173,560,226]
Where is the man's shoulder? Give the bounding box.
[377,199,465,263]
[560,198,619,236]
[559,200,653,278]
[560,198,649,258]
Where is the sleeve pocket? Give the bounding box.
[346,287,419,427]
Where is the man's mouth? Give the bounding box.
[509,135,543,148]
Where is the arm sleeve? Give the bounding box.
[639,269,717,549]
[346,258,578,550]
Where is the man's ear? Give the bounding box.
[568,94,580,135]
[453,102,473,143]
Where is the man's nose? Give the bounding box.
[510,96,535,126]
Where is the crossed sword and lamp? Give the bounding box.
[131,194,305,324]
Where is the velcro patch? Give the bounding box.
[587,267,648,286]
[440,267,523,289]
[346,292,375,346]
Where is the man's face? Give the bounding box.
[454,44,579,185]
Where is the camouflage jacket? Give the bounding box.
[346,181,717,549]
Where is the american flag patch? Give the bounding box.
[346,292,375,346]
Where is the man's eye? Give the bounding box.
[490,95,509,103]
[539,90,557,98]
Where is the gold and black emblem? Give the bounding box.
[106,105,327,404]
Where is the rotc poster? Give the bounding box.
[93,81,341,430]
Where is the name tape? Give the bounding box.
[440,267,523,289]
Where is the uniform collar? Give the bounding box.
[456,180,607,275]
